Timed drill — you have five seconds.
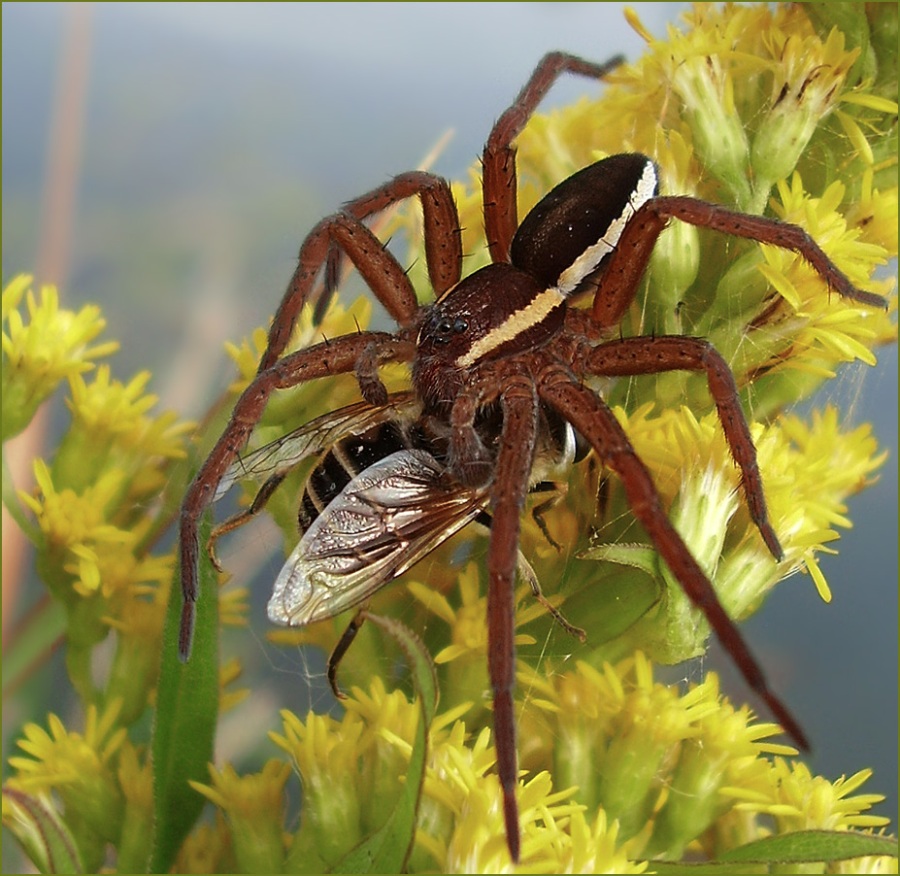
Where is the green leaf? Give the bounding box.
[2,787,83,874]
[561,559,661,646]
[647,830,898,874]
[648,863,759,875]
[149,515,219,874]
[718,829,899,864]
[332,612,438,874]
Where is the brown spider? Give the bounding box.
[178,52,886,862]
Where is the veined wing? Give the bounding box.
[267,448,488,626]
[215,391,419,500]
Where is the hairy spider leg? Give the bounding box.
[590,194,887,329]
[583,335,783,558]
[537,368,809,752]
[486,375,542,864]
[482,51,624,263]
[263,173,463,372]
[318,171,464,321]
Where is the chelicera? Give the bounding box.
[178,52,886,862]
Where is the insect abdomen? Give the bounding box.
[299,421,415,532]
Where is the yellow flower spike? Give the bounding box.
[2,275,119,440]
[57,367,191,497]
[752,26,859,193]
[591,401,887,669]
[649,673,796,858]
[270,708,366,866]
[174,813,235,875]
[115,742,156,873]
[340,681,426,836]
[190,760,290,873]
[729,759,891,833]
[18,458,136,611]
[6,701,127,868]
[552,808,649,875]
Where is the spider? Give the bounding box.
[178,52,886,862]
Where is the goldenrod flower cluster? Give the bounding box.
[3,3,896,873]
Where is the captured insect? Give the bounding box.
[178,52,887,862]
[205,392,585,692]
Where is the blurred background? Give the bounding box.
[3,1,896,851]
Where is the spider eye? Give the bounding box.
[433,316,468,342]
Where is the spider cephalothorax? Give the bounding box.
[178,52,885,863]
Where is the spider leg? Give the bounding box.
[261,209,421,373]
[482,52,623,263]
[484,374,540,863]
[340,171,463,300]
[474,510,586,641]
[591,194,886,328]
[179,330,411,659]
[538,369,809,750]
[583,335,782,558]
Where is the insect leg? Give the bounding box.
[474,511,585,642]
[327,609,368,700]
[206,472,288,571]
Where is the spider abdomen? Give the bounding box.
[511,153,658,295]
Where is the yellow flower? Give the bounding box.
[190,760,290,874]
[174,814,234,875]
[6,701,127,866]
[58,367,192,497]
[724,760,891,832]
[752,26,860,193]
[516,655,806,861]
[270,705,370,867]
[408,560,571,720]
[18,460,134,596]
[2,275,118,440]
[581,402,887,664]
[115,742,156,873]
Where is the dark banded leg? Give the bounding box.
[590,195,886,329]
[328,609,368,699]
[538,369,809,751]
[486,376,540,864]
[482,52,624,263]
[584,335,782,559]
[206,471,288,571]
